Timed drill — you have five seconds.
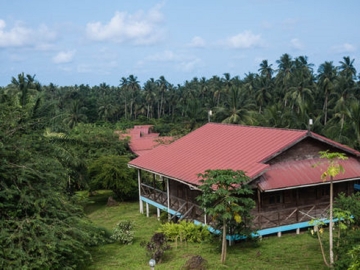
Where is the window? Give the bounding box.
[269,193,283,204]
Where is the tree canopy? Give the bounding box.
[197,169,255,264]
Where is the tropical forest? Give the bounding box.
[1,53,360,269]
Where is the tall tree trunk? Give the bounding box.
[221,222,227,264]
[323,93,328,125]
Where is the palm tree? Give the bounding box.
[216,86,256,125]
[156,76,169,118]
[275,53,294,106]
[255,76,273,113]
[317,61,337,125]
[97,97,116,122]
[63,100,87,129]
[143,78,157,119]
[344,100,360,148]
[119,77,129,119]
[258,59,274,80]
[11,73,37,107]
[339,56,356,80]
[127,75,140,119]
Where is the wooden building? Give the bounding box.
[128,123,360,236]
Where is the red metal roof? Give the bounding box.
[119,125,174,156]
[129,123,360,188]
[258,158,360,192]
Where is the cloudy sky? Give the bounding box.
[1,0,359,87]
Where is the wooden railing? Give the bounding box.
[140,184,204,222]
[141,183,330,230]
[252,202,330,229]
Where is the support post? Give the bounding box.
[138,170,143,214]
[157,208,160,221]
[166,178,170,221]
[146,202,149,217]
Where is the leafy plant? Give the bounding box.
[111,220,134,245]
[159,220,211,244]
[88,155,137,201]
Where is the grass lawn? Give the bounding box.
[84,191,328,270]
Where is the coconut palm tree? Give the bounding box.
[317,61,337,125]
[275,53,294,106]
[338,56,357,80]
[156,76,169,118]
[258,59,274,80]
[127,75,140,119]
[216,86,256,125]
[63,100,87,129]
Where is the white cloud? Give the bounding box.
[145,50,180,62]
[290,38,304,50]
[52,50,76,64]
[85,3,165,45]
[331,43,356,53]
[0,19,56,48]
[179,58,202,72]
[143,49,203,72]
[187,36,206,48]
[224,31,262,49]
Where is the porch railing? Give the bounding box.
[141,183,330,230]
[140,183,204,222]
[251,203,330,229]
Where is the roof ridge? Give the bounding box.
[207,122,308,133]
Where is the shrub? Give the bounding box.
[110,220,134,245]
[159,220,211,244]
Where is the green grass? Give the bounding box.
[84,191,328,270]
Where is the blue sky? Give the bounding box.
[1,0,359,87]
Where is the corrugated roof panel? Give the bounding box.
[258,158,360,191]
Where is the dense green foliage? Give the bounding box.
[0,74,114,269]
[159,220,211,243]
[332,193,360,269]
[2,54,359,148]
[88,155,137,200]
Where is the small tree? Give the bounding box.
[88,155,137,201]
[314,151,347,267]
[196,169,255,264]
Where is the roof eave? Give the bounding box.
[128,163,201,191]
[259,177,360,193]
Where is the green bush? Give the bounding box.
[159,220,211,243]
[110,220,134,245]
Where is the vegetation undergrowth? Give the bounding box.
[84,191,327,270]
